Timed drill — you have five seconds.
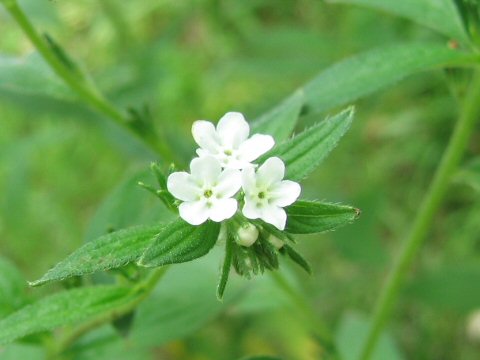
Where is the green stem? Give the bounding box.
[359,70,480,360]
[3,0,174,161]
[49,267,169,358]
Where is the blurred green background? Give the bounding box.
[1,1,480,359]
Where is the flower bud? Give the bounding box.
[236,223,259,247]
[267,234,284,250]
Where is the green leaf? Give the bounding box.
[138,219,220,267]
[0,257,28,318]
[335,312,404,360]
[328,0,468,43]
[251,90,305,142]
[29,224,164,287]
[281,244,312,274]
[259,107,354,181]
[302,43,477,115]
[0,285,138,345]
[217,233,234,300]
[286,200,360,234]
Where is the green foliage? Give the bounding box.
[329,0,468,43]
[138,220,220,267]
[251,90,304,141]
[302,44,477,115]
[0,285,139,345]
[217,232,234,300]
[286,200,360,234]
[260,107,354,181]
[30,224,164,287]
[0,257,28,318]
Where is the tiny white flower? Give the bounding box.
[192,112,275,169]
[167,156,241,225]
[236,223,259,247]
[241,157,301,230]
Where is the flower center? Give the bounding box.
[204,189,213,198]
[257,191,266,199]
[224,149,233,156]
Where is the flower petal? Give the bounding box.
[270,180,301,207]
[179,201,210,225]
[242,199,262,220]
[190,156,222,185]
[216,112,250,148]
[261,205,287,230]
[215,169,242,197]
[192,120,221,152]
[238,134,275,162]
[241,166,257,194]
[167,172,199,201]
[257,157,285,186]
[209,198,238,222]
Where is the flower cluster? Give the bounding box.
[167,112,301,231]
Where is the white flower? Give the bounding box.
[241,157,301,230]
[192,112,275,169]
[167,156,241,225]
[236,223,259,247]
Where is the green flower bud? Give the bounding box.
[236,223,259,247]
[267,234,284,250]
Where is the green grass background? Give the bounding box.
[0,1,479,359]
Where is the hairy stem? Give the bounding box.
[359,70,480,360]
[3,0,174,161]
[49,267,169,358]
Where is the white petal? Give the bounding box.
[215,169,242,198]
[192,120,221,152]
[270,180,301,207]
[209,198,238,222]
[257,157,285,186]
[238,134,275,162]
[216,112,250,148]
[167,172,199,201]
[242,199,262,220]
[241,166,257,194]
[261,205,287,230]
[179,201,210,225]
[190,156,222,184]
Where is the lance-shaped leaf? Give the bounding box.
[259,107,354,181]
[286,200,360,234]
[0,285,138,345]
[30,224,164,287]
[328,0,468,44]
[138,220,220,268]
[251,90,305,142]
[301,43,477,115]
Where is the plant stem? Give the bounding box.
[358,70,480,360]
[49,267,169,358]
[3,0,174,161]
